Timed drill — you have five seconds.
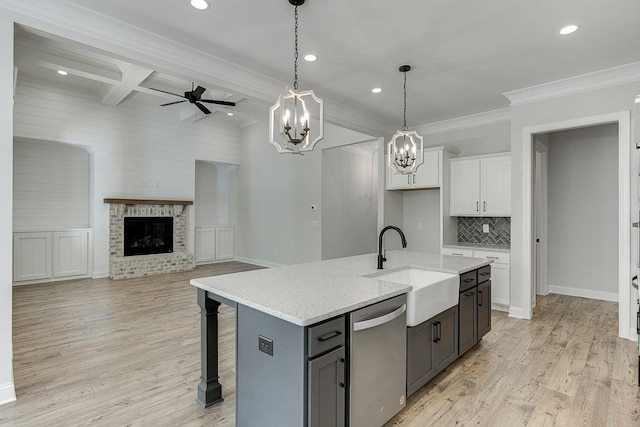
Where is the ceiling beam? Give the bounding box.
[102,64,153,107]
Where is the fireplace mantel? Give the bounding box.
[104,198,193,206]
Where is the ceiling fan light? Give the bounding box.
[190,0,209,10]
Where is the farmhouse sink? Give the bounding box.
[366,268,459,327]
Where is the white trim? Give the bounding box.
[491,303,509,313]
[504,62,640,106]
[92,270,109,279]
[548,284,619,302]
[413,108,511,135]
[508,306,524,319]
[629,328,638,343]
[521,111,631,338]
[0,382,16,406]
[234,257,281,269]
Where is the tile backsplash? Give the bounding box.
[457,217,511,246]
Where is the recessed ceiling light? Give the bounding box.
[190,0,209,10]
[635,95,640,104]
[371,88,383,94]
[559,24,578,35]
[304,54,317,62]
[57,70,68,76]
[227,112,234,116]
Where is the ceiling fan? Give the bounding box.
[149,83,236,115]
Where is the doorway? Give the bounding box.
[321,140,378,260]
[521,111,631,339]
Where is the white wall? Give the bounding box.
[13,138,90,229]
[0,14,15,404]
[402,189,441,253]
[415,121,511,156]
[14,77,241,277]
[510,80,640,337]
[237,121,374,266]
[547,124,619,296]
[195,161,237,227]
[321,143,378,260]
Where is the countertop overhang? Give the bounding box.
[190,250,492,327]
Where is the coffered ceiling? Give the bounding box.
[11,0,640,130]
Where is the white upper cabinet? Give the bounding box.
[450,153,511,217]
[481,155,511,216]
[386,149,440,190]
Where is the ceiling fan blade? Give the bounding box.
[160,100,188,106]
[192,85,206,99]
[149,87,184,98]
[199,99,236,106]
[195,102,211,115]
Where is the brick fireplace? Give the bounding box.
[105,198,195,279]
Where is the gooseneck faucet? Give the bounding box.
[377,226,407,269]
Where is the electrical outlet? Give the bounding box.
[258,335,273,356]
[483,224,490,233]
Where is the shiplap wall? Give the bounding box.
[13,138,90,229]
[194,161,237,227]
[13,77,241,277]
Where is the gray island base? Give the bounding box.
[191,251,492,427]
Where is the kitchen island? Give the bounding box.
[191,250,492,426]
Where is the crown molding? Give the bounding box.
[503,61,640,106]
[413,108,511,135]
[0,0,391,136]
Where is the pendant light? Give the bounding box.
[388,65,424,174]
[269,0,324,154]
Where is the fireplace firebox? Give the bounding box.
[124,217,173,256]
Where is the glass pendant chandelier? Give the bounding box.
[269,0,324,154]
[388,65,424,174]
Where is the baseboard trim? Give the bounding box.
[548,284,618,302]
[491,302,509,313]
[235,257,282,268]
[629,328,638,343]
[92,270,109,279]
[0,382,16,406]
[508,306,524,319]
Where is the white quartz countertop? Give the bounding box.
[190,250,492,327]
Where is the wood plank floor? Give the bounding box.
[0,263,638,426]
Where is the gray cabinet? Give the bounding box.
[478,282,491,339]
[308,316,346,427]
[308,346,346,427]
[407,305,458,397]
[458,287,477,355]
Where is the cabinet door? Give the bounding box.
[407,319,435,397]
[478,281,492,340]
[433,306,458,372]
[215,226,235,261]
[412,150,440,188]
[458,287,478,355]
[308,346,346,427]
[450,159,480,216]
[13,232,52,281]
[195,227,216,264]
[481,156,511,216]
[386,160,412,190]
[490,263,510,307]
[52,231,88,278]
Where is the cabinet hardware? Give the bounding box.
[432,322,438,343]
[407,175,411,185]
[463,278,474,283]
[476,201,479,212]
[452,253,464,256]
[339,357,346,388]
[483,201,486,212]
[413,174,416,184]
[480,271,490,276]
[478,291,483,306]
[317,330,342,342]
[464,291,474,297]
[486,256,499,260]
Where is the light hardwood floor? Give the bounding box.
[0,263,638,426]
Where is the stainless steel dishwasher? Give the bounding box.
[349,294,407,427]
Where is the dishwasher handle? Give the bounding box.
[352,304,406,332]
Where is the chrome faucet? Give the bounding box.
[377,226,407,269]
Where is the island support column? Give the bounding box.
[196,289,223,407]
